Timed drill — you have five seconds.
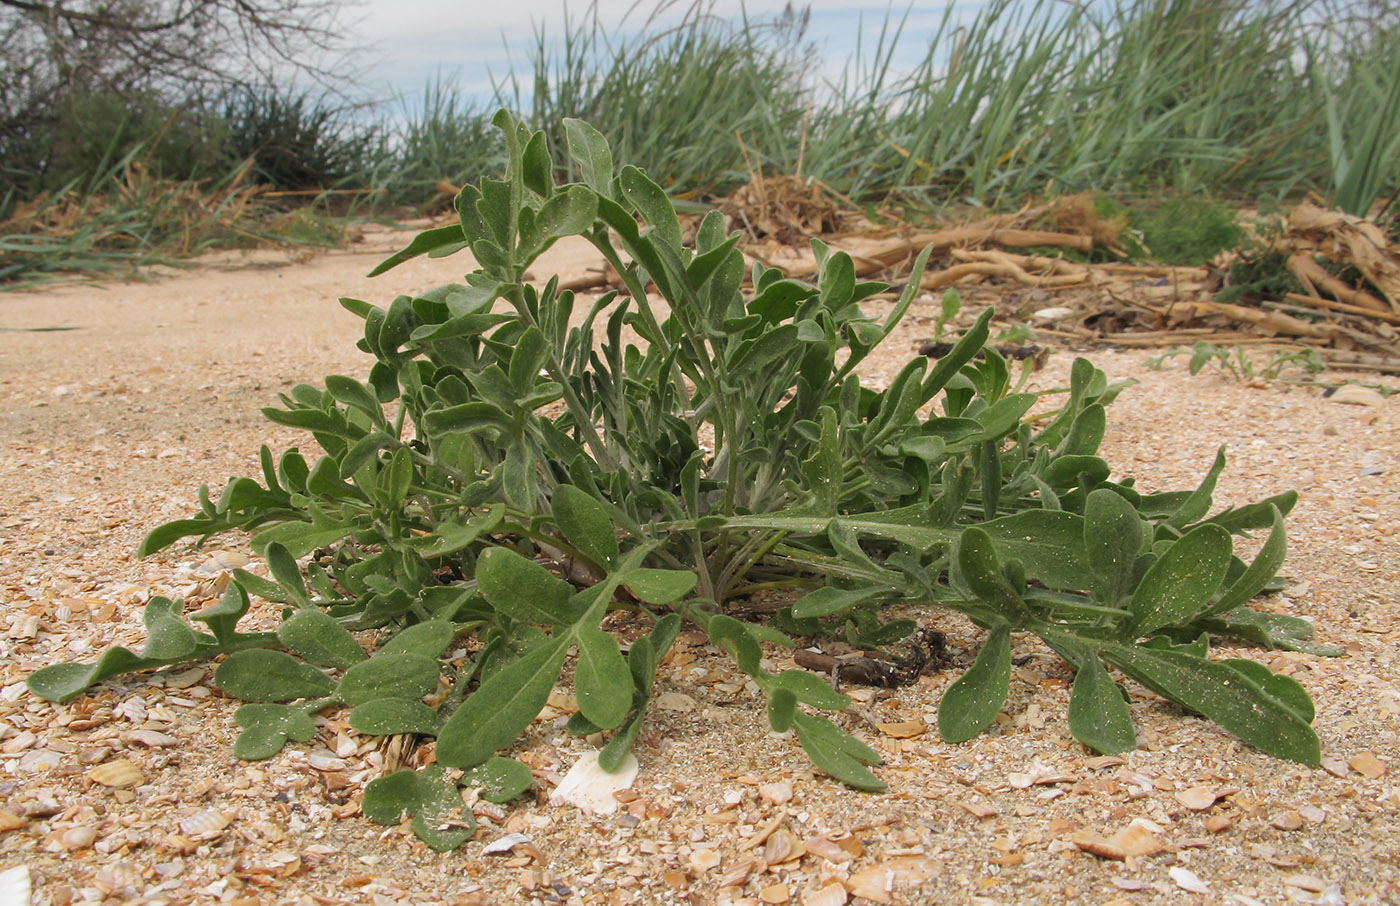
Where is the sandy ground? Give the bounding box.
[0,230,1398,906]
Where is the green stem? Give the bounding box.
[502,283,616,471]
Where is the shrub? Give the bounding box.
[29,111,1332,851]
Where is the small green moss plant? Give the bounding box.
[29,112,1336,851]
[1131,197,1243,265]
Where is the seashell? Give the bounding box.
[123,729,178,748]
[758,781,793,805]
[178,810,231,838]
[801,881,849,906]
[688,848,721,873]
[1174,786,1218,810]
[482,832,533,855]
[61,826,98,850]
[549,751,638,815]
[1031,306,1075,324]
[845,867,895,903]
[654,692,697,712]
[0,865,30,906]
[764,827,806,865]
[1169,866,1210,893]
[803,836,851,864]
[1326,384,1385,407]
[86,758,142,788]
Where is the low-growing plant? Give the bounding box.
[1146,341,1325,383]
[1129,197,1243,265]
[29,112,1336,851]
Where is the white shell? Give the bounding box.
[0,865,30,906]
[1031,306,1075,324]
[548,751,638,815]
[482,832,533,855]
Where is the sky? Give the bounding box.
[350,1,964,108]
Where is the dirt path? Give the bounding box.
[1,233,1397,906]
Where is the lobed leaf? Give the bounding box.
[337,653,441,706]
[214,649,335,703]
[276,608,366,669]
[232,703,317,760]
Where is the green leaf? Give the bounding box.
[618,568,697,605]
[552,485,619,569]
[404,504,503,556]
[957,528,1028,622]
[773,669,850,710]
[26,647,159,703]
[1220,659,1314,723]
[325,375,387,427]
[1166,447,1227,529]
[277,608,366,669]
[976,510,1092,592]
[1197,607,1343,657]
[1067,655,1137,755]
[619,166,681,250]
[462,757,534,803]
[705,615,763,675]
[563,118,614,197]
[767,687,797,732]
[368,225,468,277]
[1126,523,1232,638]
[361,764,474,852]
[191,582,251,643]
[379,621,457,659]
[791,585,886,619]
[1084,488,1143,607]
[523,185,597,251]
[799,407,841,515]
[599,708,646,772]
[1203,491,1298,533]
[349,699,443,736]
[436,635,569,768]
[337,653,441,706]
[575,626,634,730]
[522,130,552,196]
[214,649,336,702]
[139,597,201,660]
[232,703,317,760]
[1205,506,1285,616]
[791,711,884,792]
[475,546,576,625]
[264,542,310,607]
[251,521,353,559]
[1100,642,1320,765]
[974,393,1037,441]
[938,624,1012,743]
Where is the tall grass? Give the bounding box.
[4,0,1398,284]
[506,1,814,196]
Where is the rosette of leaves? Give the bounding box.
[30,110,1335,850]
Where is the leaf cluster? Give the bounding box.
[28,110,1335,851]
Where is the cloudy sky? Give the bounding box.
[350,1,963,105]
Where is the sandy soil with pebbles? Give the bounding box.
[1,228,1398,906]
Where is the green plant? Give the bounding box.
[1130,197,1243,265]
[1146,341,1325,383]
[29,112,1334,851]
[1326,37,1400,216]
